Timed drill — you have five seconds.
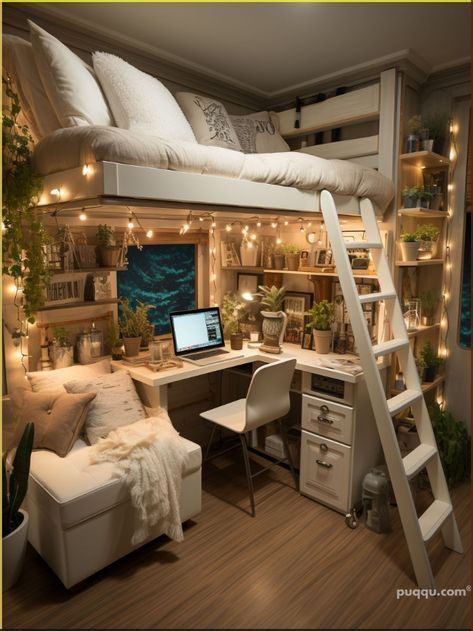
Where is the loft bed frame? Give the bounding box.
[36,69,400,222]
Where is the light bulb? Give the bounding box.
[247,241,253,248]
[299,225,305,232]
[307,222,312,227]
[256,221,261,228]
[250,233,257,240]
[276,237,282,245]
[225,224,232,232]
[82,164,91,175]
[211,273,217,282]
[199,217,204,222]
[284,220,289,226]
[182,223,190,234]
[146,229,154,238]
[211,221,216,228]
[2,222,6,232]
[50,188,61,198]
[271,222,277,229]
[79,211,87,221]
[241,292,253,301]
[127,217,134,229]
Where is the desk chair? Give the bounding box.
[200,358,298,516]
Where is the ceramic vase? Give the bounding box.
[3,510,29,592]
[312,329,332,354]
[400,241,419,262]
[123,336,142,357]
[260,311,287,354]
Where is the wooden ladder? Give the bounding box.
[320,190,463,588]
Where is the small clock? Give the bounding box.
[306,231,317,244]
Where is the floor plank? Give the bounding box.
[3,455,470,629]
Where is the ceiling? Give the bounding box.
[17,3,471,97]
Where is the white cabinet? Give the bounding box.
[299,371,384,514]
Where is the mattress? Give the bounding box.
[32,126,394,212]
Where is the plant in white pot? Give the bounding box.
[415,224,440,260]
[258,285,287,354]
[96,224,122,268]
[281,243,301,271]
[119,298,154,357]
[399,232,419,262]
[3,423,34,591]
[221,292,244,350]
[305,300,335,354]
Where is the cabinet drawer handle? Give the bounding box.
[317,404,333,424]
[316,459,333,469]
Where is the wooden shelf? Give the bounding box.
[263,268,378,280]
[399,151,450,168]
[49,267,127,275]
[398,208,447,219]
[407,324,441,339]
[38,298,119,312]
[221,266,264,273]
[396,259,444,267]
[391,375,444,398]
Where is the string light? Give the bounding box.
[79,210,87,221]
[146,229,154,238]
[50,188,61,198]
[127,216,134,229]
[225,224,232,232]
[82,164,91,176]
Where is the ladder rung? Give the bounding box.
[344,241,382,249]
[387,389,422,415]
[359,291,397,304]
[419,500,452,542]
[372,339,409,358]
[403,444,438,479]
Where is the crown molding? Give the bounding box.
[2,3,268,112]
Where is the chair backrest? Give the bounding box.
[244,358,297,432]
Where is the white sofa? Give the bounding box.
[3,396,202,588]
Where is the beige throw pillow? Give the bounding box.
[11,389,96,457]
[27,358,111,393]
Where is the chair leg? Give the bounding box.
[239,433,256,517]
[279,420,299,490]
[204,424,217,462]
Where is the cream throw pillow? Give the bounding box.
[93,52,196,143]
[175,92,241,150]
[29,20,113,128]
[64,370,146,444]
[230,111,290,154]
[27,358,111,393]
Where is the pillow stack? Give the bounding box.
[5,21,289,153]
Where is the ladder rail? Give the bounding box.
[320,190,462,588]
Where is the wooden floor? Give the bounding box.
[3,452,471,630]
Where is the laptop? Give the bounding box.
[169,307,244,366]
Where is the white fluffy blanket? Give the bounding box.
[89,410,189,545]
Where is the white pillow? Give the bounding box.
[93,52,196,143]
[175,92,241,150]
[230,111,290,154]
[2,35,61,140]
[27,358,111,393]
[28,20,113,128]
[64,370,146,444]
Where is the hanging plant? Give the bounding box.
[2,77,49,323]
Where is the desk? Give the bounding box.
[112,342,385,515]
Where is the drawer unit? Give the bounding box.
[302,394,354,446]
[300,430,352,513]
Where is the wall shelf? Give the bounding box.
[396,259,444,267]
[399,151,450,168]
[221,266,264,273]
[407,323,441,339]
[391,375,444,398]
[398,208,447,219]
[263,268,378,280]
[38,298,120,312]
[49,267,127,275]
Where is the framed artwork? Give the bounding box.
[237,273,261,295]
[314,248,333,266]
[283,292,313,344]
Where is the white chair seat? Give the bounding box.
[200,399,246,433]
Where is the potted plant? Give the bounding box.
[430,403,470,488]
[418,187,433,209]
[272,246,285,270]
[119,298,154,357]
[3,423,34,591]
[420,291,439,326]
[415,355,427,379]
[107,320,124,360]
[281,243,301,271]
[415,224,440,260]
[258,285,287,354]
[51,327,74,369]
[96,224,122,268]
[221,292,244,350]
[305,300,334,354]
[405,115,422,153]
[399,233,419,262]
[422,112,449,156]
[419,341,443,382]
[401,186,421,209]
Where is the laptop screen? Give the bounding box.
[169,307,225,355]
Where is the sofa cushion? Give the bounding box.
[27,358,111,393]
[27,436,201,529]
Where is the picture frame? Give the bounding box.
[314,248,333,266]
[237,273,261,295]
[283,291,313,344]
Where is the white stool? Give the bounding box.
[200,358,298,516]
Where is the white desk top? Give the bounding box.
[111,343,372,388]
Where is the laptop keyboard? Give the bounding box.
[185,349,229,360]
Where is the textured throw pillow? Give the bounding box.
[64,370,146,444]
[11,389,96,457]
[27,358,111,393]
[93,52,196,143]
[175,92,241,150]
[230,111,290,154]
[29,20,113,128]
[2,35,61,140]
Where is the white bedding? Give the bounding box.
[32,126,394,211]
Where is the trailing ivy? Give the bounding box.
[2,77,50,322]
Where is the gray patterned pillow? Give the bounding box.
[64,370,146,444]
[175,92,241,150]
[230,111,289,154]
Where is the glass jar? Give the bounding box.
[149,339,173,364]
[403,299,420,332]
